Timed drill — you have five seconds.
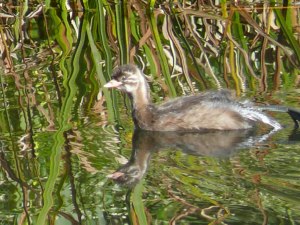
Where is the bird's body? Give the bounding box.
[104,64,299,131]
[131,90,281,131]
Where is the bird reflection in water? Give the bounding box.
[107,128,286,187]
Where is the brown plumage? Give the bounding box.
[104,64,299,131]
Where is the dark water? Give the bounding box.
[1,1,300,225]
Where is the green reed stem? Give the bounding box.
[129,9,158,77]
[115,0,129,64]
[148,8,177,97]
[86,21,116,122]
[131,181,148,224]
[272,4,300,65]
[96,0,119,121]
[36,18,82,225]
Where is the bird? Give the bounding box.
[104,64,300,132]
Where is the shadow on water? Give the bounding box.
[108,127,300,188]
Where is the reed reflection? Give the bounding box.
[107,128,283,187]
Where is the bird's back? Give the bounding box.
[132,90,250,131]
[134,90,281,131]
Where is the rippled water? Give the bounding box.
[1,1,300,225]
[1,89,300,224]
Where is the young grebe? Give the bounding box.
[104,64,300,131]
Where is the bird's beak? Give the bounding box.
[106,171,124,179]
[104,79,122,88]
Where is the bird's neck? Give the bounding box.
[130,78,151,110]
[129,79,155,130]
